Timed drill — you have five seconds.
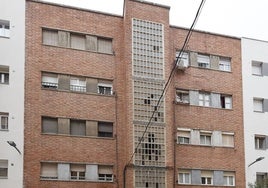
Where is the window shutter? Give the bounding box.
[86,78,98,93]
[58,163,70,180]
[70,164,86,172]
[98,38,112,54]
[263,99,268,112]
[210,55,220,70]
[86,35,97,51]
[70,120,86,136]
[189,52,198,67]
[58,118,70,135]
[86,120,98,136]
[222,133,234,147]
[262,62,268,76]
[0,160,8,168]
[58,31,70,47]
[190,129,200,145]
[70,34,86,50]
[98,166,113,174]
[43,29,58,46]
[86,164,98,180]
[213,170,224,186]
[42,117,58,134]
[41,163,57,178]
[0,65,9,73]
[191,170,201,185]
[98,122,113,133]
[211,93,221,108]
[58,75,70,90]
[189,90,199,106]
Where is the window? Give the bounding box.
[252,61,263,76]
[42,117,58,134]
[219,57,231,72]
[256,173,268,187]
[201,171,213,185]
[220,95,232,109]
[98,166,113,182]
[70,33,86,50]
[177,130,190,144]
[42,29,58,46]
[0,160,8,178]
[255,135,266,150]
[200,132,212,145]
[41,73,58,89]
[222,133,234,147]
[0,113,8,130]
[98,81,113,95]
[0,65,9,84]
[70,120,86,136]
[178,170,191,184]
[253,98,264,112]
[40,163,57,179]
[199,92,210,107]
[224,172,235,186]
[70,77,86,92]
[197,54,210,68]
[98,122,113,137]
[98,38,113,54]
[70,164,86,180]
[0,20,10,38]
[176,89,189,104]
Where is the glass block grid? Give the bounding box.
[134,124,165,166]
[135,167,166,188]
[132,19,164,79]
[134,80,164,123]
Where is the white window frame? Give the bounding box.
[255,135,266,150]
[224,172,235,186]
[222,132,234,147]
[221,95,232,109]
[176,51,189,67]
[41,73,58,89]
[70,77,86,92]
[219,57,231,72]
[0,20,10,38]
[253,98,264,112]
[0,115,8,130]
[200,132,212,146]
[252,61,263,76]
[197,54,210,68]
[199,92,210,107]
[176,89,189,104]
[178,172,191,184]
[177,129,190,144]
[97,83,113,95]
[98,174,113,182]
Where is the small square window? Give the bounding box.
[253,98,264,112]
[199,92,210,107]
[70,120,86,136]
[177,130,190,144]
[0,20,10,38]
[201,171,213,185]
[224,172,235,186]
[42,117,58,134]
[0,160,8,178]
[197,54,210,68]
[219,57,231,72]
[98,81,113,95]
[40,162,58,179]
[200,132,212,145]
[41,73,58,89]
[176,89,189,104]
[98,122,113,137]
[252,61,263,76]
[176,51,189,68]
[0,65,9,84]
[0,113,8,130]
[98,165,113,182]
[178,171,191,184]
[222,133,234,147]
[220,95,232,109]
[70,77,86,92]
[70,164,86,180]
[255,135,266,150]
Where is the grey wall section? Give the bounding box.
[58,75,70,90]
[190,130,200,145]
[189,90,199,106]
[86,164,98,180]
[211,93,221,108]
[263,99,268,112]
[210,55,219,70]
[266,136,268,149]
[212,131,222,146]
[262,62,268,76]
[58,163,70,180]
[213,171,224,186]
[190,52,198,67]
[191,170,201,185]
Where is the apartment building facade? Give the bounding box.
[24,0,245,187]
[242,38,268,187]
[0,0,25,187]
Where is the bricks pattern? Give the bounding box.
[25,0,245,188]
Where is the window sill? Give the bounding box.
[175,101,190,105]
[190,65,232,73]
[176,143,234,149]
[41,133,115,140]
[178,183,235,187]
[0,36,10,39]
[190,104,233,111]
[0,177,8,179]
[41,87,115,98]
[253,110,264,113]
[40,178,114,183]
[0,129,9,132]
[42,44,114,56]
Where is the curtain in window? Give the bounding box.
[42,117,58,134]
[43,30,58,46]
[40,163,57,178]
[98,38,112,53]
[71,34,86,50]
[70,120,86,136]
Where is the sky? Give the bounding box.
[44,0,268,41]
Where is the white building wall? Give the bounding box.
[242,38,268,187]
[0,0,25,187]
